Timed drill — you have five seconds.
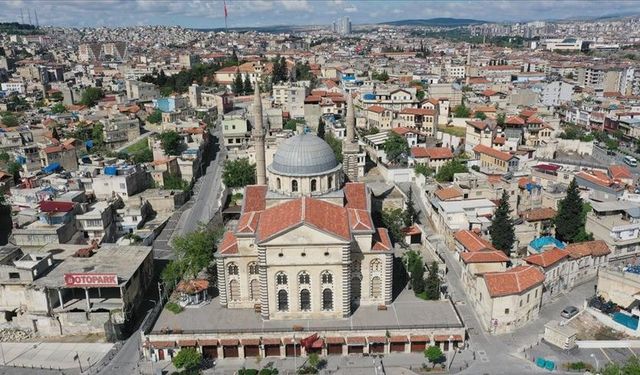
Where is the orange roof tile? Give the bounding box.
[219,232,238,255]
[473,144,514,162]
[400,107,436,116]
[461,250,509,264]
[454,230,496,252]
[243,185,267,212]
[483,265,544,297]
[434,187,463,201]
[524,247,568,268]
[344,182,368,210]
[566,240,611,259]
[372,227,392,251]
[367,105,386,114]
[521,207,557,222]
[505,116,525,126]
[348,208,374,231]
[411,147,453,159]
[237,211,261,234]
[609,165,632,180]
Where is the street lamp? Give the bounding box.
[293,334,297,372]
[591,353,599,372]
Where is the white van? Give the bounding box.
[624,155,638,167]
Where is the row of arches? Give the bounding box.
[277,288,333,312]
[276,177,334,193]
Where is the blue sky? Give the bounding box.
[0,0,639,28]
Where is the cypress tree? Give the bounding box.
[424,261,440,300]
[232,74,243,95]
[317,118,325,139]
[242,75,253,95]
[555,178,584,243]
[404,185,418,227]
[490,190,515,256]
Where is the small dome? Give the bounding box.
[270,133,339,176]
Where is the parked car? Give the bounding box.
[561,306,579,319]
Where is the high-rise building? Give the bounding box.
[339,16,352,35]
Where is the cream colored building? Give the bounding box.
[216,133,394,320]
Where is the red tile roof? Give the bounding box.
[237,211,261,234]
[411,147,453,160]
[524,247,568,268]
[609,165,632,180]
[473,144,514,162]
[480,89,499,97]
[367,105,386,114]
[176,279,209,294]
[576,170,616,188]
[392,127,420,136]
[243,185,267,212]
[483,265,545,297]
[348,208,374,231]
[454,230,496,252]
[257,197,350,242]
[566,240,611,259]
[402,224,421,236]
[526,116,544,124]
[434,187,463,201]
[466,120,489,130]
[344,182,368,210]
[39,200,75,213]
[372,227,392,252]
[399,107,436,116]
[461,250,509,264]
[521,207,557,222]
[219,231,238,255]
[505,116,525,126]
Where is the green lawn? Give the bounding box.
[124,138,150,154]
[438,126,466,138]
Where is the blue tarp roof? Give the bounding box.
[529,236,565,252]
[104,166,118,176]
[85,140,94,148]
[42,163,61,174]
[363,93,375,100]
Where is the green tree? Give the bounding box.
[381,208,405,245]
[8,161,21,184]
[424,346,443,368]
[0,152,9,163]
[91,123,104,147]
[158,131,182,156]
[80,87,104,107]
[406,250,425,294]
[383,132,409,165]
[424,261,440,300]
[243,75,253,95]
[147,109,162,124]
[416,90,426,101]
[325,133,343,163]
[163,173,190,191]
[232,74,244,95]
[172,347,202,372]
[317,118,325,139]
[496,113,506,127]
[435,159,468,182]
[453,103,471,118]
[474,111,487,120]
[404,185,418,227]
[555,178,586,243]
[51,102,66,114]
[222,158,256,188]
[133,148,153,163]
[490,190,515,256]
[161,224,223,286]
[372,70,389,82]
[1,113,18,127]
[414,164,434,178]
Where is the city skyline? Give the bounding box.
[0,0,639,28]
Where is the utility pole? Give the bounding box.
[27,9,31,26]
[34,9,39,27]
[20,9,24,24]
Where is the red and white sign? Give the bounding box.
[64,273,118,287]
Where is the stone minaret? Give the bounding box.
[342,93,361,181]
[253,85,266,185]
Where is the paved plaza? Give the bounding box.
[0,342,112,371]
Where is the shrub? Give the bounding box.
[165,301,182,314]
[172,347,201,372]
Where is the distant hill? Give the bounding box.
[380,18,487,27]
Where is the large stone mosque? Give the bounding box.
[215,86,394,320]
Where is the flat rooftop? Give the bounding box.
[152,288,463,334]
[32,244,152,289]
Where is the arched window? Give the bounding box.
[322,288,333,311]
[300,289,311,311]
[227,263,239,276]
[370,259,382,273]
[298,271,310,285]
[248,262,258,275]
[291,180,298,192]
[351,277,361,300]
[311,179,317,192]
[229,280,240,301]
[276,177,281,190]
[371,276,381,299]
[277,289,288,312]
[328,176,333,189]
[321,271,333,284]
[249,279,260,301]
[276,272,288,285]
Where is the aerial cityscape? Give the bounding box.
[2,0,640,374]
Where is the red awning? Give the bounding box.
[177,339,197,347]
[325,337,345,344]
[368,336,386,344]
[534,164,560,172]
[197,339,218,346]
[434,334,462,342]
[311,339,324,349]
[410,335,430,342]
[150,341,175,349]
[347,337,366,345]
[389,336,408,343]
[241,339,260,346]
[220,339,239,346]
[262,338,281,345]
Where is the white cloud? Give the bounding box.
[344,5,357,13]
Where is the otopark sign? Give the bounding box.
[64,273,118,287]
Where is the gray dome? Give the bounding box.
[270,133,339,176]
